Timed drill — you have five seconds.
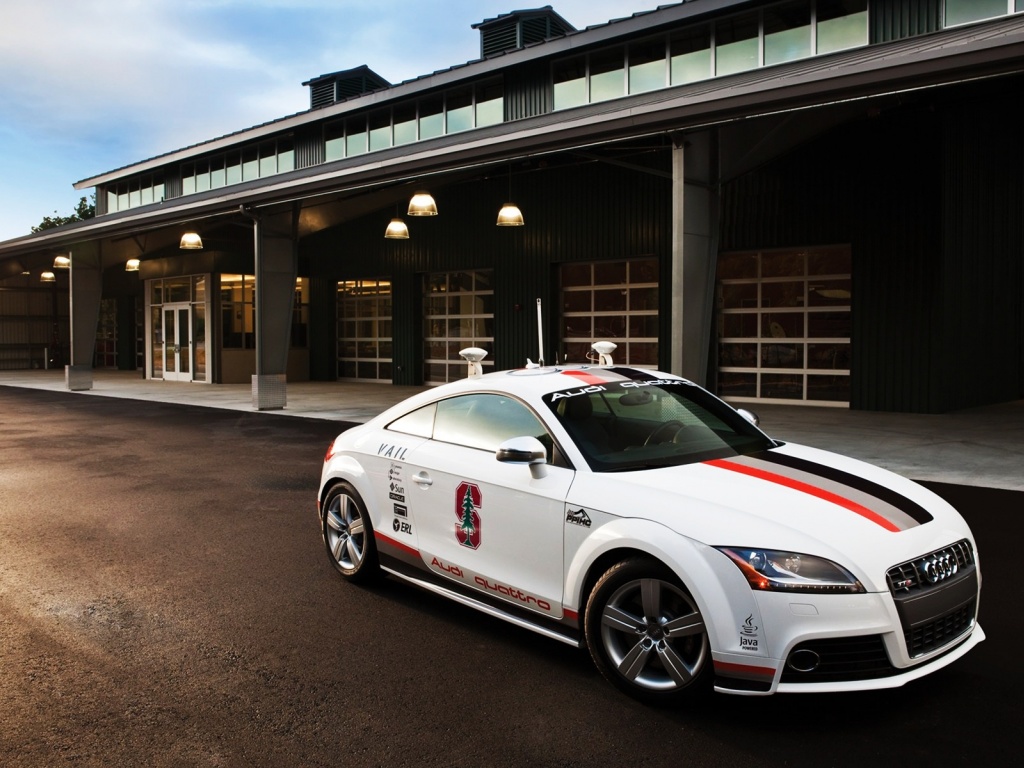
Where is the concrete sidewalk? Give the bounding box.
[1,368,1021,492]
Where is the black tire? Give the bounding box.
[321,482,379,583]
[584,558,711,705]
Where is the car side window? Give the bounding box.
[386,402,436,437]
[433,394,550,455]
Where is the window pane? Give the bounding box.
[346,118,367,157]
[590,49,625,102]
[277,139,294,172]
[226,154,242,185]
[716,13,759,76]
[944,0,1007,26]
[817,0,868,54]
[764,1,811,66]
[258,142,276,177]
[368,111,392,151]
[671,25,712,84]
[419,97,444,140]
[325,122,345,160]
[242,147,259,180]
[629,39,666,94]
[393,104,417,145]
[475,81,503,127]
[446,88,473,133]
[553,56,587,110]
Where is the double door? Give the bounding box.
[160,303,193,382]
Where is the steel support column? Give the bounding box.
[66,241,102,391]
[670,130,719,387]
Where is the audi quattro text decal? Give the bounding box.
[428,557,554,614]
[705,452,933,532]
[455,481,482,549]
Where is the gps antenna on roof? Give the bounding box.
[459,347,488,378]
[591,341,617,366]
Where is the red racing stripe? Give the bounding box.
[559,369,608,386]
[376,531,419,557]
[706,458,901,532]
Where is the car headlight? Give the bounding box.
[715,547,864,594]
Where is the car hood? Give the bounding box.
[566,442,975,590]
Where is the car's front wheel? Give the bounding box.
[322,482,379,583]
[585,558,710,704]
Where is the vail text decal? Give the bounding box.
[455,481,482,549]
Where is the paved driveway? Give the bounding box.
[1,387,1020,767]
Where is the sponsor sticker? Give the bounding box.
[455,481,482,549]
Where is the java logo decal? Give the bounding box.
[455,481,482,549]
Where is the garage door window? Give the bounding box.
[717,246,851,405]
[424,271,494,384]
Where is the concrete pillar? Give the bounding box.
[66,241,102,391]
[247,207,297,410]
[669,130,719,387]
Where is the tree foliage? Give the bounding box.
[32,195,96,233]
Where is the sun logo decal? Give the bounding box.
[455,481,482,549]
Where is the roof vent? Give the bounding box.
[302,65,392,109]
[472,6,576,58]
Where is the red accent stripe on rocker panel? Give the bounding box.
[705,458,901,533]
[376,531,420,557]
[559,370,608,386]
[713,661,776,679]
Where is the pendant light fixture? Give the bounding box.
[125,258,141,272]
[407,191,438,216]
[496,164,524,226]
[40,271,56,283]
[384,217,410,239]
[53,254,71,269]
[179,231,204,250]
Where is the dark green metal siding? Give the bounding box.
[870,0,941,43]
[304,158,671,384]
[720,75,1024,412]
[505,64,551,120]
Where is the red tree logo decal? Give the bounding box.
[455,481,482,549]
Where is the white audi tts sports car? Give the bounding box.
[317,355,983,704]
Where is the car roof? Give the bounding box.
[370,365,691,424]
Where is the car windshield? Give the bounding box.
[543,378,775,472]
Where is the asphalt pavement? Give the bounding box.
[0,384,1021,767]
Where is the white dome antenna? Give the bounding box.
[459,347,488,378]
[591,341,617,366]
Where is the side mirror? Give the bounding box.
[496,436,548,479]
[736,408,760,427]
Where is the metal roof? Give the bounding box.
[3,8,1024,260]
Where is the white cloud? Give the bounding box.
[0,0,662,239]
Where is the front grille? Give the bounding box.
[886,539,974,593]
[907,600,976,656]
[886,540,979,658]
[780,635,895,683]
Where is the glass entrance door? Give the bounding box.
[162,302,192,381]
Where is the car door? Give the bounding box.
[403,393,573,618]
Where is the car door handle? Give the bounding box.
[412,471,433,487]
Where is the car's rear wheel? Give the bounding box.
[322,482,379,583]
[585,558,710,704]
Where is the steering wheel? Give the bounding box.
[645,420,686,446]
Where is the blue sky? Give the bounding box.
[0,0,658,241]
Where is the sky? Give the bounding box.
[0,0,661,242]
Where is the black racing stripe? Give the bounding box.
[607,367,660,382]
[755,450,934,525]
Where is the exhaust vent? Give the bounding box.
[473,6,576,58]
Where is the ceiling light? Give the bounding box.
[179,232,203,250]
[53,254,71,268]
[40,271,56,283]
[384,218,410,239]
[126,258,141,272]
[407,192,437,216]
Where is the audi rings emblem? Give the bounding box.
[920,553,958,584]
